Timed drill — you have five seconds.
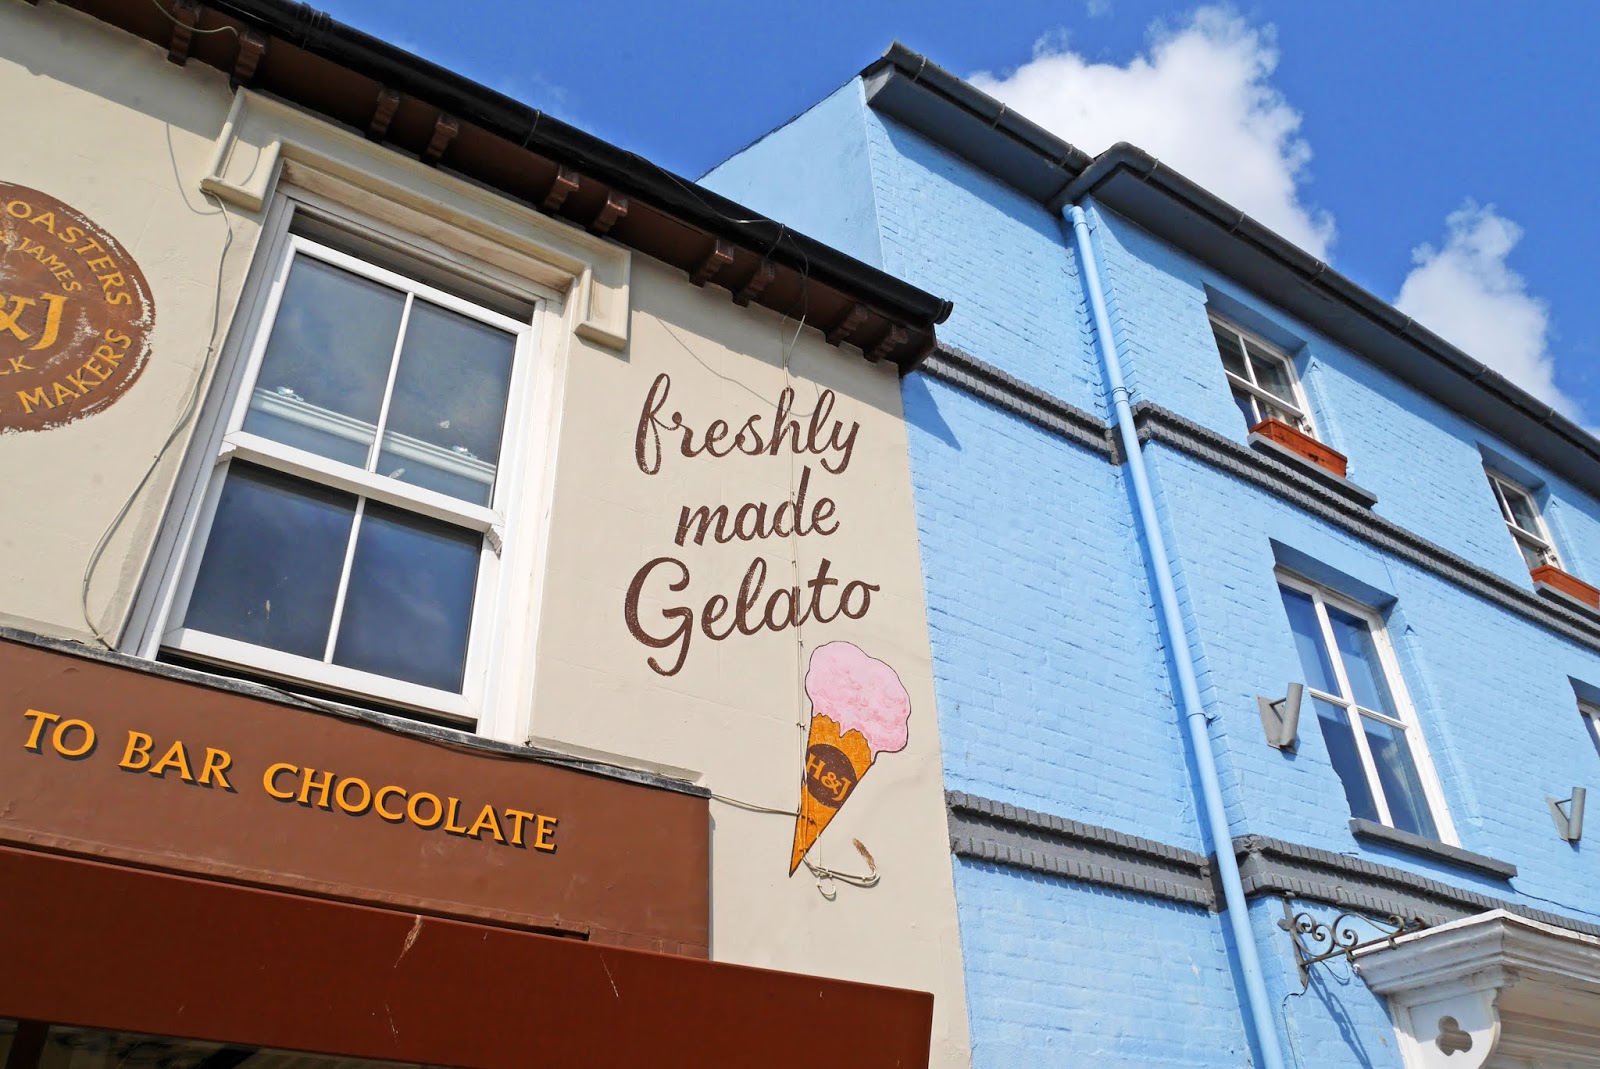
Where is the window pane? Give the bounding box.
[1516,536,1550,570]
[1279,587,1338,693]
[1500,482,1541,533]
[331,503,481,692]
[242,256,405,468]
[1584,711,1600,754]
[1246,341,1296,403]
[375,300,517,506]
[1326,606,1398,716]
[1361,715,1439,839]
[184,464,356,659]
[1213,323,1248,378]
[1313,697,1379,823]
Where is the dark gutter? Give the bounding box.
[201,0,951,332]
[1058,144,1600,478]
[862,43,1091,203]
[864,45,1600,491]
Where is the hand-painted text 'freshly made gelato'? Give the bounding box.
[625,372,880,676]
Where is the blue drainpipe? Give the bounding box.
[1064,203,1288,1069]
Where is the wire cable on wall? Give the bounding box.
[79,145,237,647]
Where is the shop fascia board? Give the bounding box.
[862,47,1600,500]
[203,89,632,349]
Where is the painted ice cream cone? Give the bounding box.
[790,642,911,875]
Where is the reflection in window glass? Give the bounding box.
[376,301,517,506]
[1326,607,1397,716]
[1246,341,1295,402]
[1211,316,1313,437]
[332,503,481,692]
[1279,587,1338,694]
[242,257,406,467]
[1313,697,1379,823]
[1362,716,1439,839]
[1278,579,1449,841]
[184,464,356,659]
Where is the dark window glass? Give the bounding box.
[184,464,356,659]
[1313,697,1379,823]
[1279,587,1338,694]
[331,502,481,692]
[376,300,517,506]
[1362,716,1439,839]
[242,257,405,467]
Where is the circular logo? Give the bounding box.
[803,743,860,809]
[0,183,155,433]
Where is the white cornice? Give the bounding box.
[1354,910,1600,1068]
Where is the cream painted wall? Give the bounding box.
[0,5,971,1061]
[0,3,262,641]
[533,257,972,1066]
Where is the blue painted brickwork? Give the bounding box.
[699,81,885,269]
[903,374,1203,851]
[1246,897,1407,1069]
[1147,441,1600,926]
[1086,201,1600,593]
[862,116,1099,410]
[954,858,1251,1068]
[715,74,1600,1066]
[704,87,1102,408]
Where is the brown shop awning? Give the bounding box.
[0,846,934,1069]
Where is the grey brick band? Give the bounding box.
[947,791,1215,909]
[918,345,1119,461]
[946,790,1600,939]
[1235,833,1600,939]
[907,346,1600,657]
[1134,402,1600,654]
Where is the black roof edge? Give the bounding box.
[1061,145,1599,465]
[861,43,1091,204]
[863,47,1600,489]
[202,0,953,331]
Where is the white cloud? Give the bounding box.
[1395,202,1583,421]
[1086,0,1112,19]
[970,7,1335,258]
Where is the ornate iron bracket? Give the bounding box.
[1278,897,1427,987]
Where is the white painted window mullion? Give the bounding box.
[365,292,414,473]
[1311,589,1395,826]
[321,499,367,664]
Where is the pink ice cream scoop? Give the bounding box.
[804,641,911,757]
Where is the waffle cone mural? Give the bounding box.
[790,641,911,875]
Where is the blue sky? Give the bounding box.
[319,1,1600,427]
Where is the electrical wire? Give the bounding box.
[79,160,236,647]
[146,0,240,39]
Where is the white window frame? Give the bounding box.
[128,192,563,733]
[1486,471,1561,571]
[1209,313,1316,436]
[1278,572,1458,845]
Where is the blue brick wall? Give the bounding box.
[1148,442,1600,925]
[1086,201,1600,593]
[954,858,1251,1068]
[865,116,1099,410]
[713,70,1600,1067]
[1247,897,1408,1069]
[904,374,1204,850]
[699,81,885,268]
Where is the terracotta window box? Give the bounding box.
[1531,564,1600,608]
[1249,417,1348,479]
